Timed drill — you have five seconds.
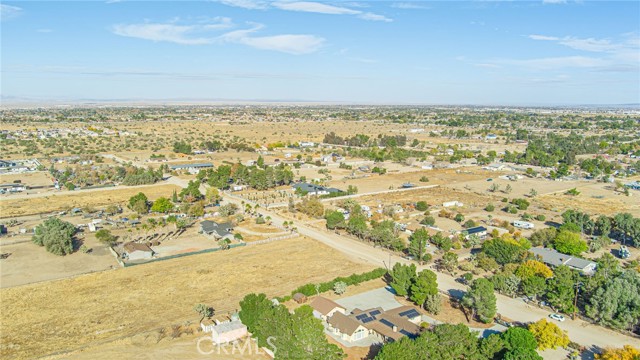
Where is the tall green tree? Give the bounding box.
[410,269,438,307]
[408,228,430,265]
[546,265,577,313]
[553,230,588,255]
[150,197,173,213]
[586,270,640,331]
[462,278,497,323]
[390,263,417,297]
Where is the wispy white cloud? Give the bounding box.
[218,0,393,22]
[111,18,324,54]
[271,1,359,14]
[37,28,53,33]
[218,0,268,9]
[542,0,567,4]
[358,12,392,22]
[529,34,621,52]
[0,4,22,21]
[391,2,429,10]
[475,63,501,69]
[112,17,233,45]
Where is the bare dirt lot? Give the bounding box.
[0,171,54,187]
[0,183,180,218]
[0,236,372,359]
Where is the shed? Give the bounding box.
[292,293,307,304]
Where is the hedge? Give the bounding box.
[291,268,387,297]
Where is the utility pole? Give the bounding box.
[572,281,582,320]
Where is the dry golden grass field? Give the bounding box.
[0,183,180,218]
[0,236,372,359]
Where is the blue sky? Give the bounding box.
[1,1,639,105]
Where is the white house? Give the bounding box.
[202,320,248,345]
[442,201,463,208]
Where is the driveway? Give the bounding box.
[335,287,401,312]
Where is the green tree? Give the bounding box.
[546,265,577,313]
[529,227,557,247]
[239,293,273,332]
[502,326,538,351]
[521,275,547,301]
[194,303,213,322]
[554,230,588,255]
[420,215,436,226]
[173,141,192,154]
[423,294,442,315]
[205,187,221,205]
[416,201,429,211]
[462,278,497,323]
[441,251,459,274]
[410,269,438,307]
[32,217,76,256]
[325,210,346,230]
[95,229,116,245]
[390,263,417,297]
[408,228,430,265]
[180,180,202,202]
[586,270,640,331]
[482,237,526,265]
[347,214,368,240]
[151,197,173,213]
[128,192,148,211]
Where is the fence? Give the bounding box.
[246,233,299,246]
[114,242,247,268]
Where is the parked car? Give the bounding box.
[486,178,493,182]
[549,313,565,322]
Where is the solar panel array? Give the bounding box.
[399,309,420,318]
[362,316,375,323]
[370,310,381,316]
[380,318,395,328]
[355,314,368,321]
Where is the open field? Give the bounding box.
[0,236,372,359]
[0,171,54,187]
[0,239,119,288]
[0,183,180,218]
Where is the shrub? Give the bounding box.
[416,201,429,211]
[485,204,495,212]
[255,216,266,224]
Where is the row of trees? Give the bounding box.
[377,319,570,360]
[201,163,294,191]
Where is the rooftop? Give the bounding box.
[309,296,346,316]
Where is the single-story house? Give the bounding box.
[309,296,347,321]
[350,307,421,343]
[292,182,342,196]
[204,320,248,345]
[529,247,597,275]
[327,312,369,342]
[169,162,214,174]
[462,226,488,240]
[200,220,234,240]
[123,242,154,261]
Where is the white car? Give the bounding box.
[549,313,566,322]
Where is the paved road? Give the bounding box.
[216,186,639,349]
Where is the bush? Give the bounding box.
[416,201,429,211]
[454,213,465,223]
[535,214,546,221]
[419,176,429,182]
[485,204,495,212]
[463,220,477,229]
[421,216,436,226]
[255,216,266,224]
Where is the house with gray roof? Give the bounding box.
[529,247,596,275]
[292,182,343,196]
[200,220,233,240]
